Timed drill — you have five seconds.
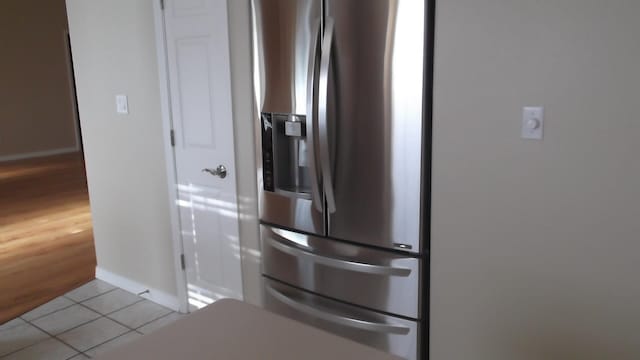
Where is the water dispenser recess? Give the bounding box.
[261,113,312,199]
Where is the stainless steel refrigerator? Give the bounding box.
[252,1,433,359]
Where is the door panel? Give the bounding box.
[325,0,426,253]
[176,38,216,148]
[164,0,243,309]
[261,225,422,319]
[263,278,420,360]
[171,0,208,17]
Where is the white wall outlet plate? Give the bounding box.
[116,95,129,114]
[522,106,543,140]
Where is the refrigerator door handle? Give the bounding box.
[318,17,337,213]
[306,19,323,212]
[265,283,411,335]
[267,229,412,277]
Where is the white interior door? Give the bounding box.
[163,0,243,310]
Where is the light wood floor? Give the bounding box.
[0,153,96,324]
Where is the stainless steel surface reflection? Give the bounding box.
[263,278,419,360]
[261,225,422,319]
[259,192,323,234]
[326,0,425,252]
[253,0,325,236]
[252,0,321,115]
[252,1,430,359]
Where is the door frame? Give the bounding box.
[152,0,189,314]
[62,30,82,153]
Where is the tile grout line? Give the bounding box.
[1,287,139,358]
[65,286,119,304]
[19,317,85,358]
[20,300,142,358]
[0,319,60,358]
[75,297,148,326]
[0,282,113,358]
[2,282,174,359]
[20,302,77,323]
[68,296,172,354]
[14,280,145,327]
[71,300,178,355]
[81,331,134,357]
[133,311,180,332]
[76,294,175,331]
[0,307,170,360]
[63,302,140,334]
[13,278,110,323]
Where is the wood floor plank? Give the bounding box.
[0,153,96,324]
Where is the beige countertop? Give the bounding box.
[97,299,401,360]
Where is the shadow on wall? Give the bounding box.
[0,0,80,159]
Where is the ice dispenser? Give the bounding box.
[261,113,312,199]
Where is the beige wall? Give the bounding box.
[66,0,177,296]
[431,1,640,359]
[0,0,78,159]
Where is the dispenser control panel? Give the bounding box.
[260,113,310,198]
[261,113,274,192]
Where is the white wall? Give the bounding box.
[227,0,262,306]
[431,1,640,359]
[0,0,78,160]
[66,0,262,306]
[66,0,177,299]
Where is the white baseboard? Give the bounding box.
[0,147,79,162]
[95,267,182,312]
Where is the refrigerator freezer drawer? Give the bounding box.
[263,278,420,360]
[261,225,422,319]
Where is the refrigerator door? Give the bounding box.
[263,278,420,360]
[252,0,321,115]
[324,0,426,252]
[252,0,324,235]
[261,225,422,319]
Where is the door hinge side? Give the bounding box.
[180,254,186,270]
[170,129,175,147]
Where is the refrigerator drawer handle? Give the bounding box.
[305,19,323,212]
[267,231,411,277]
[266,284,411,335]
[318,17,337,213]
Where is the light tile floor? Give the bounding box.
[0,280,184,359]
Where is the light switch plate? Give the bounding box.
[522,106,543,140]
[116,95,129,115]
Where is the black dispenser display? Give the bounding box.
[261,113,310,198]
